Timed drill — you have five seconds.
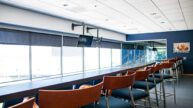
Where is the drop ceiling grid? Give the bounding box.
[126,0,174,31]
[67,0,148,32]
[42,0,138,31]
[98,0,163,32]
[96,0,157,33]
[119,0,167,32]
[152,0,186,30]
[0,0,192,34]
[179,0,193,29]
[92,0,160,33]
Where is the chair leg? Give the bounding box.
[128,87,136,108]
[159,83,163,100]
[145,80,152,108]
[152,74,159,107]
[105,90,110,108]
[173,80,176,104]
[147,95,152,108]
[162,81,166,108]
[105,96,109,108]
[154,85,159,107]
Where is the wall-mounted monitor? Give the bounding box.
[77,35,93,47]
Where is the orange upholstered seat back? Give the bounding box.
[39,82,103,108]
[103,72,136,91]
[160,62,174,69]
[134,68,151,81]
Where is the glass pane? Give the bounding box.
[32,46,61,78]
[146,48,156,62]
[100,48,111,68]
[135,49,140,63]
[156,48,167,60]
[63,46,83,74]
[140,50,145,62]
[84,47,99,71]
[112,49,121,66]
[0,45,29,83]
[129,50,134,64]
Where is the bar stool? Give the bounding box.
[39,82,103,108]
[168,59,179,79]
[8,97,35,108]
[99,72,136,108]
[179,57,184,74]
[155,61,177,108]
[146,65,163,107]
[111,69,153,108]
[176,57,183,75]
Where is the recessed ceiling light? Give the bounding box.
[63,4,68,7]
[150,13,157,15]
[105,19,109,21]
[161,21,165,24]
[94,5,97,7]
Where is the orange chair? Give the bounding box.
[39,82,103,108]
[154,61,177,108]
[131,69,154,107]
[98,72,136,108]
[8,97,35,108]
[111,68,156,107]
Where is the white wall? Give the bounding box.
[0,4,126,41]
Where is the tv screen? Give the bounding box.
[77,35,93,47]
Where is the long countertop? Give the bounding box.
[0,62,155,102]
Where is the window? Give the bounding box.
[0,45,29,83]
[31,46,61,78]
[156,48,167,60]
[146,48,156,62]
[140,50,145,62]
[129,50,135,64]
[84,47,99,71]
[135,49,140,63]
[63,46,83,74]
[100,48,111,69]
[112,49,121,66]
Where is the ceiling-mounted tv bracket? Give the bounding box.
[86,27,97,33]
[71,23,83,31]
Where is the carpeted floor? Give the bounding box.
[0,75,193,108]
[155,75,193,108]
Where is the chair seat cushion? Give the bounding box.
[154,74,173,79]
[112,88,149,100]
[147,77,163,84]
[133,81,156,90]
[98,96,133,108]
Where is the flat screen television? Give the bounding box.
[77,35,93,47]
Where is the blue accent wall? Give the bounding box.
[127,30,193,74]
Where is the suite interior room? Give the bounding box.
[0,0,193,108]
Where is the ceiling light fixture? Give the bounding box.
[63,4,68,7]
[161,21,165,24]
[150,13,157,15]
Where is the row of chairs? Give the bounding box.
[8,57,183,108]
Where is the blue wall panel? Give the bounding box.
[126,30,193,73]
